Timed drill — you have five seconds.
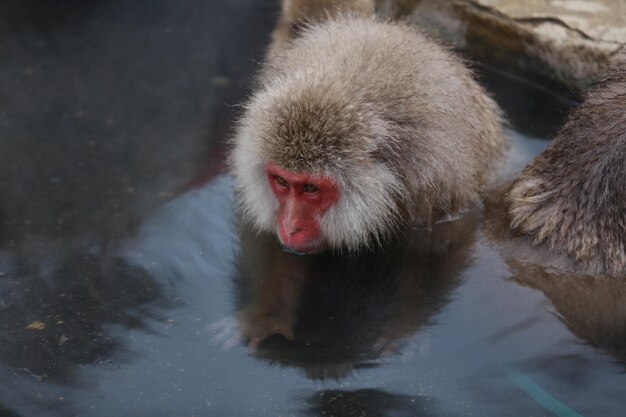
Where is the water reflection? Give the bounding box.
[0,0,278,413]
[303,389,433,417]
[0,403,21,417]
[513,267,626,365]
[0,252,166,384]
[227,209,481,380]
[485,188,626,366]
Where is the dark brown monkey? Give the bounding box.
[507,59,626,277]
[230,0,505,254]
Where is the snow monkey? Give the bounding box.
[230,0,505,254]
[507,59,626,277]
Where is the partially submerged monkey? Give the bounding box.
[507,59,626,277]
[230,0,505,254]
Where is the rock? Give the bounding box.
[380,0,626,90]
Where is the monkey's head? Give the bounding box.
[230,80,403,254]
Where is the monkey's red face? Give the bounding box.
[266,164,339,254]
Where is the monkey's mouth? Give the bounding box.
[282,247,315,256]
[276,226,325,255]
[278,237,325,256]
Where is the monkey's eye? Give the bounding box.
[302,184,319,195]
[274,176,288,188]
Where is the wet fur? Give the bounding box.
[507,59,626,276]
[230,0,505,251]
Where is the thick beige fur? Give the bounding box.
[507,59,626,276]
[230,0,505,251]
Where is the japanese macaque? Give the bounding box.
[506,59,626,277]
[229,0,505,254]
[215,210,479,380]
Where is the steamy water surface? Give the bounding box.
[1,2,625,417]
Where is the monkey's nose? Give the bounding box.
[286,226,302,236]
[278,224,300,242]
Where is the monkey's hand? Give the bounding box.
[207,316,242,350]
[236,308,296,352]
[208,311,296,352]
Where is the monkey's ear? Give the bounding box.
[287,21,308,39]
[281,0,375,40]
[279,0,315,41]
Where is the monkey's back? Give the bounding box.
[507,61,626,276]
[259,16,505,221]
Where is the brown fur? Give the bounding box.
[507,59,626,277]
[230,0,505,251]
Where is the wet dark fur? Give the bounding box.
[507,59,626,277]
